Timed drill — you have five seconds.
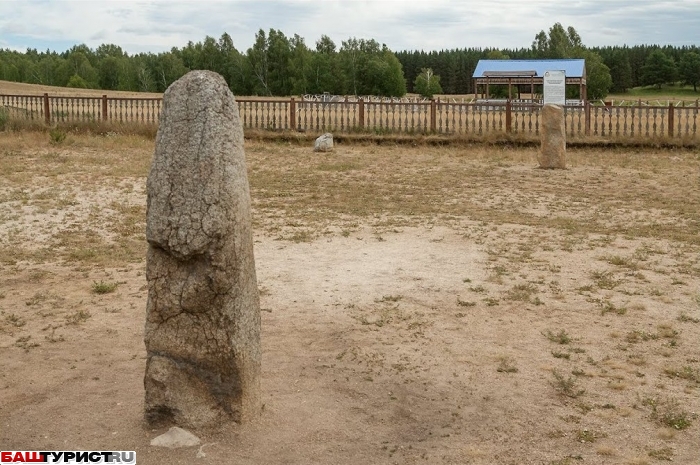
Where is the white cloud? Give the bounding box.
[0,0,698,54]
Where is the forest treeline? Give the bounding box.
[0,24,698,99]
[400,44,700,98]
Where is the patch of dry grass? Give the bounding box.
[247,142,700,245]
[0,132,151,266]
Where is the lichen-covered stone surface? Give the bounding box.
[539,104,566,169]
[144,70,260,428]
[314,133,334,152]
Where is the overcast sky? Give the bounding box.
[1,0,699,55]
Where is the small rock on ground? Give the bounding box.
[150,426,202,448]
[314,133,334,152]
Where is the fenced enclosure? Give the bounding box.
[2,93,699,141]
[0,94,163,125]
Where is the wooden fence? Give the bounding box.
[2,93,699,141]
[0,93,162,125]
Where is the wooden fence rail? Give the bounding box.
[1,93,699,141]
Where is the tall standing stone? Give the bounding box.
[539,104,567,169]
[144,70,260,428]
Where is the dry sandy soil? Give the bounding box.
[0,131,699,465]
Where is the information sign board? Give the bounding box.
[543,70,566,106]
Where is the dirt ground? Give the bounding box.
[0,132,699,465]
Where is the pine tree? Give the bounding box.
[680,51,700,92]
[641,50,677,89]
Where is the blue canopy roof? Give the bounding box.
[472,59,586,78]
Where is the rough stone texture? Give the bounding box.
[539,104,566,169]
[150,427,201,448]
[144,70,260,429]
[314,133,334,152]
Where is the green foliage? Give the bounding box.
[134,63,155,92]
[66,73,89,88]
[61,49,98,87]
[543,329,571,344]
[49,128,67,144]
[645,397,694,430]
[679,51,700,92]
[414,68,443,98]
[246,28,291,96]
[150,51,188,92]
[289,34,312,95]
[581,50,612,99]
[550,369,585,398]
[0,32,400,97]
[215,33,251,95]
[95,43,126,59]
[1,30,698,99]
[309,36,342,94]
[247,30,271,95]
[91,280,118,294]
[532,23,581,58]
[266,29,293,95]
[98,56,122,90]
[530,23,612,99]
[486,49,509,60]
[642,50,678,89]
[607,48,633,92]
[339,38,406,97]
[378,50,407,97]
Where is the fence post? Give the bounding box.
[505,100,512,133]
[430,99,436,132]
[289,97,296,131]
[668,103,674,138]
[102,95,108,122]
[43,93,50,125]
[584,101,591,136]
[358,98,364,130]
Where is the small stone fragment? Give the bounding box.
[150,427,201,448]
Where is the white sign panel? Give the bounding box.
[543,70,566,106]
